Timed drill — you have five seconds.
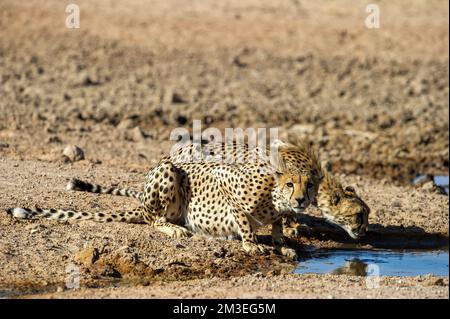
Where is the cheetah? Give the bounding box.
[180,139,370,239]
[6,139,323,259]
[282,172,370,240]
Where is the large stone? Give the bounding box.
[63,145,85,162]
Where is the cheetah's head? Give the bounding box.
[271,139,323,213]
[316,174,370,239]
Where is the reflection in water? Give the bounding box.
[331,259,368,276]
[295,249,449,277]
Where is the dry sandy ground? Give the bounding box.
[0,0,448,298]
[0,158,447,298]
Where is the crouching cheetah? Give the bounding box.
[283,172,370,239]
[7,140,323,259]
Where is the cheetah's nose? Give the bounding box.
[296,197,306,206]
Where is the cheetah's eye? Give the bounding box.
[286,182,294,188]
[307,182,314,189]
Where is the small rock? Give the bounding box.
[421,181,436,193]
[26,224,47,234]
[56,286,64,293]
[117,118,135,130]
[141,279,151,286]
[74,247,99,266]
[232,56,247,68]
[391,201,402,208]
[82,75,100,86]
[433,278,445,286]
[100,266,121,278]
[413,174,433,187]
[171,92,186,104]
[401,110,415,123]
[47,136,62,144]
[378,116,395,129]
[213,247,227,258]
[132,126,146,141]
[266,269,280,277]
[63,145,84,162]
[176,115,188,125]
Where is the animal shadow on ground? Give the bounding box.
[280,214,449,250]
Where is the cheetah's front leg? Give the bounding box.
[272,219,298,260]
[233,211,270,255]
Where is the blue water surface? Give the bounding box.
[295,250,449,277]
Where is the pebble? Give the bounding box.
[213,247,227,258]
[132,126,146,141]
[47,136,62,144]
[433,278,445,286]
[391,201,402,208]
[266,270,280,277]
[63,145,84,162]
[117,118,135,130]
[26,224,47,234]
[172,92,186,104]
[74,247,99,266]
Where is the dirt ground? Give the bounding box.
[0,0,448,299]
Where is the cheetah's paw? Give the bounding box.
[171,227,193,238]
[278,246,298,260]
[243,242,270,255]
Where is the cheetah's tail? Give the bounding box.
[6,207,145,223]
[66,178,143,201]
